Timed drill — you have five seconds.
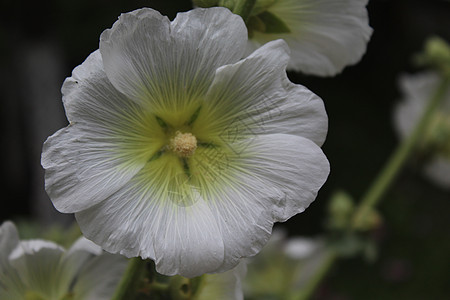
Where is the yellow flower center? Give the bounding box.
[169,131,198,158]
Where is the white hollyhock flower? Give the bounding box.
[0,221,127,300]
[246,0,373,76]
[394,71,450,188]
[243,229,327,297]
[42,7,329,277]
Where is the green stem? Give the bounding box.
[352,75,450,229]
[111,257,147,300]
[232,0,257,22]
[296,75,449,300]
[150,281,170,292]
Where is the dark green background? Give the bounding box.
[1,0,449,299]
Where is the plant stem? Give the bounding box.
[232,0,256,22]
[298,75,449,300]
[352,75,450,229]
[111,257,147,300]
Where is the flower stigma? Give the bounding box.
[169,131,198,158]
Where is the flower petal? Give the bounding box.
[247,134,330,222]
[0,222,22,299]
[8,240,70,299]
[394,71,450,189]
[67,236,103,256]
[42,50,164,213]
[248,0,372,76]
[394,72,441,139]
[152,198,225,277]
[59,237,104,290]
[76,154,225,278]
[73,252,127,300]
[100,7,247,108]
[205,134,329,272]
[424,156,450,189]
[200,39,327,146]
[0,221,19,266]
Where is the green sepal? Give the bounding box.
[169,276,192,300]
[248,11,290,35]
[258,11,290,33]
[251,0,279,16]
[219,0,236,11]
[189,276,204,296]
[248,15,266,35]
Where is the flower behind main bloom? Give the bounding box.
[243,230,327,298]
[41,7,330,277]
[394,71,450,189]
[0,221,127,300]
[246,0,373,76]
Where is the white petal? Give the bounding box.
[0,221,19,265]
[72,253,127,300]
[247,134,330,221]
[59,237,104,290]
[394,71,441,139]
[152,198,224,277]
[76,157,225,277]
[8,240,64,261]
[0,222,23,299]
[67,236,103,256]
[248,0,372,76]
[207,134,329,272]
[203,39,327,146]
[42,124,146,213]
[8,240,70,299]
[42,50,158,213]
[283,237,319,259]
[100,7,247,106]
[424,156,450,189]
[394,71,450,189]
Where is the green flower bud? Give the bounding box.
[353,208,382,232]
[415,36,450,76]
[327,190,355,230]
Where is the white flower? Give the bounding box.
[246,0,373,76]
[243,229,327,297]
[0,221,127,300]
[42,7,329,277]
[394,71,450,188]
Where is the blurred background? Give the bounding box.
[1,0,449,299]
